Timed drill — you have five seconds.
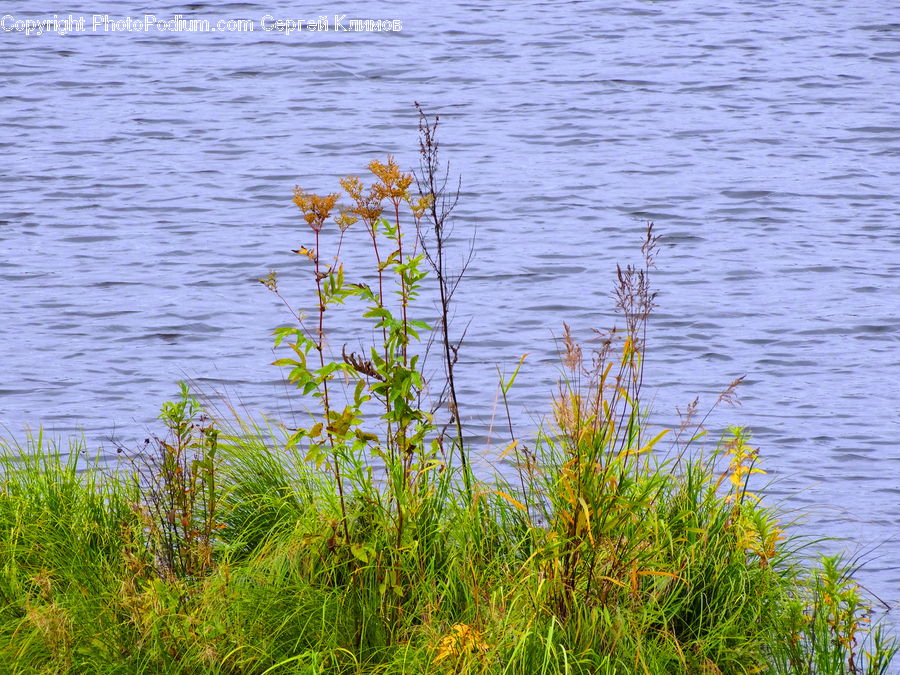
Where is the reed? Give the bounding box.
[0,107,894,674]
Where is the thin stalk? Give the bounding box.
[414,104,471,499]
[393,197,411,467]
[500,375,529,522]
[314,228,349,541]
[368,220,395,462]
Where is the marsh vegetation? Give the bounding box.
[0,109,895,674]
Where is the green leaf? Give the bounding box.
[499,353,528,395]
[273,326,299,347]
[304,443,326,468]
[363,307,391,320]
[350,543,375,564]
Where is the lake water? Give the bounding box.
[2,1,898,628]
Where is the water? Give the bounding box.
[2,1,898,626]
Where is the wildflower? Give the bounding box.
[340,175,385,226]
[258,270,279,293]
[717,427,765,501]
[369,155,413,202]
[334,206,358,232]
[733,512,785,564]
[408,192,433,219]
[292,187,338,232]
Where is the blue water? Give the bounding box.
[1,1,898,627]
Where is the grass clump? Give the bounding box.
[0,108,895,673]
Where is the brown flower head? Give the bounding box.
[334,206,358,233]
[339,175,364,202]
[369,155,413,202]
[340,175,384,227]
[408,192,434,219]
[293,187,339,233]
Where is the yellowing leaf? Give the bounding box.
[640,428,670,453]
[577,497,595,546]
[498,440,519,459]
[291,245,315,261]
[493,490,527,512]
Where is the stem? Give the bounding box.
[435,207,470,494]
[314,228,349,541]
[500,377,529,523]
[414,104,471,497]
[369,224,395,462]
[395,199,409,367]
[394,198,411,468]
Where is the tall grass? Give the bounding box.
[0,108,895,673]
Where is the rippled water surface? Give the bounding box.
[2,1,899,624]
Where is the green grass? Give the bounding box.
[0,392,895,673]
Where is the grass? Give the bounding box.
[1,400,895,673]
[0,108,895,673]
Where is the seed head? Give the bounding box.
[369,155,413,202]
[293,187,339,232]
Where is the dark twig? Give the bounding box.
[413,102,473,497]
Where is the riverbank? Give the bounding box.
[1,116,896,673]
[1,398,895,673]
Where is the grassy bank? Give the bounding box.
[1,110,895,673]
